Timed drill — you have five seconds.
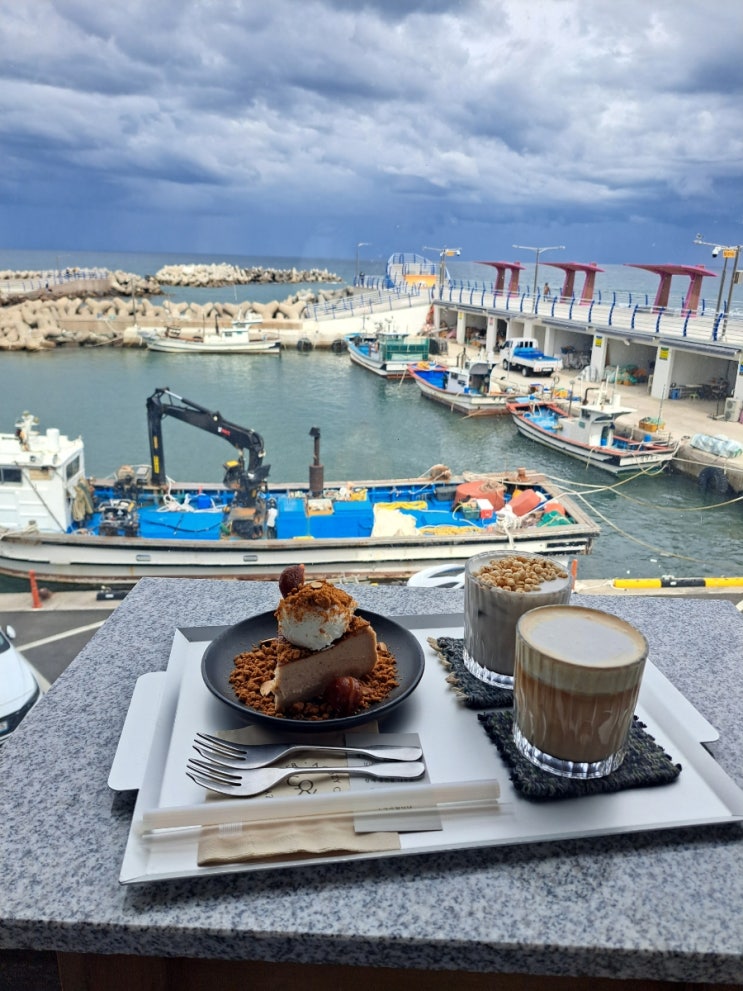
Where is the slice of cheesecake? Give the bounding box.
[261,615,378,712]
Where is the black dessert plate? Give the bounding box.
[201,609,425,732]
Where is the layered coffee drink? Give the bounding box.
[513,605,648,778]
[463,551,572,687]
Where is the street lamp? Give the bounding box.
[512,244,565,303]
[355,242,370,284]
[422,246,461,293]
[694,235,740,325]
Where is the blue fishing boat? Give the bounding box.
[407,357,510,416]
[0,389,599,585]
[507,389,677,474]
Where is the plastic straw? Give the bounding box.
[138,778,501,835]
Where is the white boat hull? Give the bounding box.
[0,523,597,585]
[511,414,675,474]
[347,346,413,378]
[410,372,509,416]
[145,336,281,354]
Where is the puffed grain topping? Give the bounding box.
[474,554,568,592]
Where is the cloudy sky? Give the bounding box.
[0,0,741,264]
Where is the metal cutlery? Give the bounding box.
[186,757,426,797]
[193,732,422,769]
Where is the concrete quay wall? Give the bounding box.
[672,437,743,493]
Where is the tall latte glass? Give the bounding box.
[463,551,573,688]
[513,605,648,779]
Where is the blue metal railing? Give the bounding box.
[435,281,742,348]
[305,283,433,321]
[307,269,742,347]
[0,268,110,294]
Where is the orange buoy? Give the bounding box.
[508,488,542,517]
[543,500,566,516]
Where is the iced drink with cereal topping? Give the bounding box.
[463,550,573,688]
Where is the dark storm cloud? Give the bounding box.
[0,0,740,259]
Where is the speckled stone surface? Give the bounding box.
[1,578,742,983]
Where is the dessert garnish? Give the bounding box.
[228,566,398,719]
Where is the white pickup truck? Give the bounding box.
[500,337,562,377]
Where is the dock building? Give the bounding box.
[430,260,743,423]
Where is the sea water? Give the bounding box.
[1,250,742,586]
[2,345,742,586]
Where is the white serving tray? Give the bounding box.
[116,617,743,884]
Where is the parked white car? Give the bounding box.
[406,564,465,589]
[0,624,42,742]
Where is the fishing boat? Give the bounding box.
[507,387,677,474]
[141,313,281,354]
[0,390,599,586]
[346,319,431,378]
[407,356,511,416]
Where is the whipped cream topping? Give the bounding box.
[276,579,357,650]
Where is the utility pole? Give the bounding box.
[355,242,370,285]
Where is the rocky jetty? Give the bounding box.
[154,262,342,287]
[108,270,162,295]
[0,262,342,298]
[0,286,356,351]
[0,262,357,351]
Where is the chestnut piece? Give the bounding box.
[323,676,363,715]
[278,564,305,598]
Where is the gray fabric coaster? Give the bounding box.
[479,709,682,802]
[428,636,513,708]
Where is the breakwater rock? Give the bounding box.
[108,270,162,295]
[0,264,343,299]
[0,286,356,351]
[154,263,342,288]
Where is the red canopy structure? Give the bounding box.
[541,261,605,304]
[625,264,718,313]
[476,261,525,294]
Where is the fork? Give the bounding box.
[186,757,426,797]
[193,732,422,769]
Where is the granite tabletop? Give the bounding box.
[1,577,742,984]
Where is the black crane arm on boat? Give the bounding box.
[145,387,269,488]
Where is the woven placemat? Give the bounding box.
[428,636,513,708]
[479,709,682,802]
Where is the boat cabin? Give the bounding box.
[371,326,430,360]
[557,401,637,447]
[447,359,494,395]
[0,413,87,533]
